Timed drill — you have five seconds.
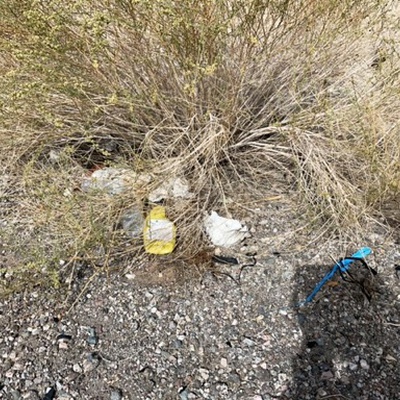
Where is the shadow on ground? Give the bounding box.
[286,260,400,399]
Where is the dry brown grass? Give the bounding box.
[1,0,400,292]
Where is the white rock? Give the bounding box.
[199,368,210,381]
[203,211,249,248]
[72,363,82,373]
[360,359,369,370]
[58,341,69,350]
[278,373,288,382]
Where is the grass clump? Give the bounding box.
[1,0,400,290]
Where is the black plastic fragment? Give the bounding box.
[56,333,72,341]
[87,327,99,345]
[212,255,239,265]
[43,387,56,400]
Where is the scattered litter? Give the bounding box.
[148,182,169,203]
[81,168,151,195]
[204,211,249,248]
[143,206,176,255]
[301,247,373,305]
[148,177,192,202]
[87,327,99,346]
[212,255,239,265]
[120,208,144,239]
[56,333,72,341]
[43,387,56,400]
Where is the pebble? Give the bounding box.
[220,358,228,368]
[360,359,369,370]
[321,370,334,380]
[349,362,358,371]
[82,353,101,373]
[243,338,255,347]
[110,389,122,400]
[199,368,210,381]
[72,363,82,373]
[278,373,288,382]
[179,388,189,400]
[173,339,183,349]
[11,390,21,400]
[58,392,74,400]
[58,341,69,350]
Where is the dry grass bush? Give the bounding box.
[1,0,400,290]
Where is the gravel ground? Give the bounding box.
[1,200,400,400]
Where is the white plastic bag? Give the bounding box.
[204,211,249,248]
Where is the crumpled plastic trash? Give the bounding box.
[143,206,176,254]
[120,207,144,239]
[81,168,151,195]
[204,211,249,248]
[81,167,135,195]
[148,177,192,202]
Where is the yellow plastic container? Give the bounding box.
[143,206,176,255]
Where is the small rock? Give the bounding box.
[57,334,72,350]
[243,338,255,347]
[260,362,267,370]
[179,388,189,400]
[278,373,288,382]
[58,341,69,350]
[11,390,21,400]
[110,388,122,400]
[199,368,210,381]
[321,370,334,380]
[385,354,396,362]
[72,364,82,373]
[220,358,228,368]
[5,370,14,378]
[173,339,183,349]
[82,353,101,373]
[58,392,74,400]
[349,362,358,371]
[360,359,369,370]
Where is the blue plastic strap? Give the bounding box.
[303,247,372,305]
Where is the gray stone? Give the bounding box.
[110,389,122,400]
